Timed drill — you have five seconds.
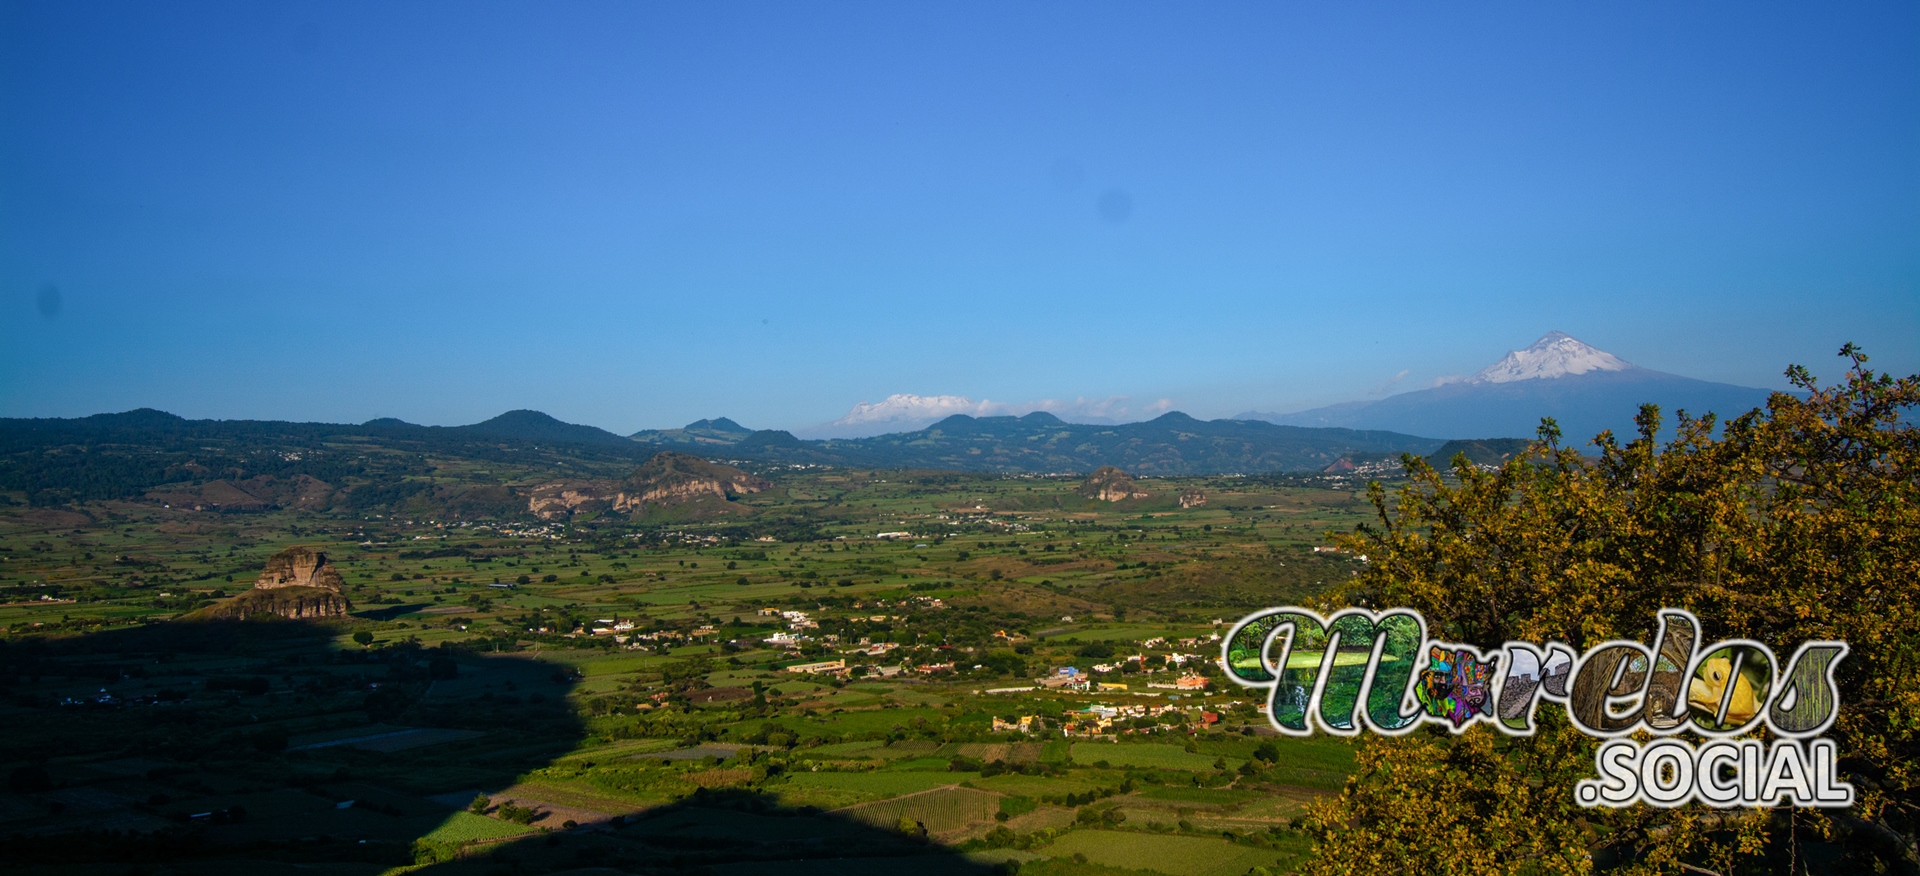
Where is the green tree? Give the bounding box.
[1301,346,1919,876]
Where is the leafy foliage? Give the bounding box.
[1303,346,1920,875]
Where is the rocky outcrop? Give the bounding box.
[526,482,617,520]
[189,546,351,620]
[1178,489,1206,509]
[614,451,770,512]
[526,452,770,520]
[1077,466,1149,502]
[196,586,351,620]
[255,546,346,590]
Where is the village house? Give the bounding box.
[992,715,1041,733]
[1037,673,1089,692]
[1147,674,1211,691]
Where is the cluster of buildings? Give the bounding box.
[1059,702,1220,738]
[759,608,819,629]
[991,715,1043,733]
[1143,634,1222,649]
[572,617,721,647]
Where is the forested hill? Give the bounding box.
[1,408,1446,509]
[0,409,653,507]
[639,411,1447,475]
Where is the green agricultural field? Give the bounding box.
[837,786,1002,834]
[1039,829,1304,876]
[419,811,541,844]
[1070,743,1239,772]
[1238,737,1356,791]
[808,739,887,757]
[1134,786,1268,805]
[971,773,1108,798]
[1045,623,1174,643]
[0,461,1377,873]
[785,770,980,798]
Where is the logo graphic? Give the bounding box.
[1220,607,1851,808]
[1413,645,1498,728]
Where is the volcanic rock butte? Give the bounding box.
[255,546,346,590]
[190,546,351,620]
[526,481,619,520]
[622,450,771,505]
[527,451,771,520]
[1077,466,1150,502]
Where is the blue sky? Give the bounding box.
[3,1,1915,433]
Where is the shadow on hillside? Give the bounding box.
[0,620,996,875]
[412,787,1001,876]
[352,603,430,621]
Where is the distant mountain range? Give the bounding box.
[0,407,1445,510]
[628,417,758,448]
[1237,332,1781,445]
[796,393,1142,439]
[0,407,642,454]
[633,411,1443,475]
[0,409,657,509]
[2,331,1786,508]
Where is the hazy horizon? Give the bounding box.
[5,3,1915,433]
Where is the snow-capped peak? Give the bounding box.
[1469,331,1634,384]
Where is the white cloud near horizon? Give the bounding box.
[802,393,1177,438]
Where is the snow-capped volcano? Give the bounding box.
[1469,331,1635,384]
[1239,331,1776,444]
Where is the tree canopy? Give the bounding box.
[1303,345,1919,875]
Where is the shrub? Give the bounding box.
[496,801,540,824]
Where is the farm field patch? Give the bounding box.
[1039,830,1304,876]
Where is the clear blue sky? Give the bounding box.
[3,1,1915,432]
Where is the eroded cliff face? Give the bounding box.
[527,452,770,520]
[526,482,617,520]
[190,547,351,620]
[255,546,347,590]
[615,471,769,509]
[1077,466,1149,502]
[197,586,351,620]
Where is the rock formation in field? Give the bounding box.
[616,451,770,510]
[189,546,352,620]
[527,451,770,520]
[1178,489,1207,509]
[255,546,346,590]
[1077,466,1149,502]
[526,481,618,520]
